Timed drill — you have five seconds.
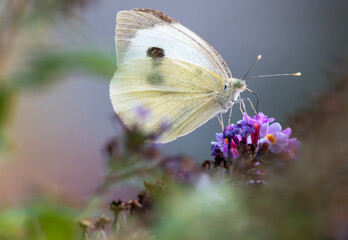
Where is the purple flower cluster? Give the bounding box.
[211,112,300,159]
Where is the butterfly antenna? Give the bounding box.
[242,55,262,80]
[246,72,301,79]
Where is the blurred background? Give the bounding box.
[1,0,348,205]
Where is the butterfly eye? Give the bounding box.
[235,80,244,88]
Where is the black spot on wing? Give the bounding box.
[146,47,165,84]
[147,47,165,58]
[147,47,165,68]
[146,72,164,85]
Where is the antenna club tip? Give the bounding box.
[257,55,262,60]
[294,72,301,76]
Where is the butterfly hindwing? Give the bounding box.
[110,58,224,143]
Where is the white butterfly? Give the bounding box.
[109,8,298,143]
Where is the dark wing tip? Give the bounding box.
[132,8,177,23]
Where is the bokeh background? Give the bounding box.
[1,0,348,204]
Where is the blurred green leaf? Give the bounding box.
[0,84,14,126]
[0,201,79,240]
[0,208,26,240]
[151,180,332,240]
[0,47,116,155]
[1,0,92,26]
[12,48,116,88]
[0,83,16,151]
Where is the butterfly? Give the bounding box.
[109,8,299,143]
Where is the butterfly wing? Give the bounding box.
[115,8,232,80]
[111,9,232,143]
[110,58,224,143]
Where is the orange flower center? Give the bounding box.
[266,134,277,144]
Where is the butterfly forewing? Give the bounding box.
[115,9,232,80]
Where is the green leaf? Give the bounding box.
[23,203,79,240]
[0,201,79,240]
[0,83,16,152]
[12,48,116,88]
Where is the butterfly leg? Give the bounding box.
[228,104,233,126]
[245,98,257,114]
[237,95,247,114]
[234,99,243,115]
[237,94,257,115]
[240,98,257,114]
[219,113,224,130]
[238,101,244,115]
[241,99,247,113]
[245,88,259,112]
[216,114,224,131]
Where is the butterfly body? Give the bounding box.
[110,8,245,143]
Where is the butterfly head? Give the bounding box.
[225,77,246,95]
[234,79,246,89]
[230,78,247,100]
[216,78,247,111]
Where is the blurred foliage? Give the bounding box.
[0,84,15,150]
[0,201,79,240]
[28,0,94,16]
[1,0,93,22]
[11,49,115,88]
[0,48,115,153]
[0,0,115,153]
[0,48,115,152]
